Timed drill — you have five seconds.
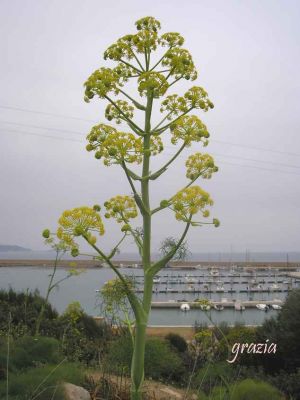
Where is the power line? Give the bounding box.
[1,128,300,177]
[211,139,300,158]
[0,120,84,136]
[0,128,83,143]
[0,105,95,123]
[1,104,299,158]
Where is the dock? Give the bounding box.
[151,299,283,309]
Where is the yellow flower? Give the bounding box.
[170,115,209,146]
[171,186,213,221]
[57,206,105,247]
[84,68,120,101]
[184,86,214,111]
[160,32,184,48]
[86,124,143,165]
[138,72,168,98]
[105,195,138,223]
[186,153,218,180]
[162,48,197,81]
[105,100,134,124]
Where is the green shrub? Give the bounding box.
[229,379,284,400]
[106,335,185,382]
[0,362,84,400]
[0,289,61,338]
[0,336,62,377]
[192,362,236,392]
[165,333,187,353]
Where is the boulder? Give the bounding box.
[63,383,91,400]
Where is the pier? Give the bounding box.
[151,299,283,309]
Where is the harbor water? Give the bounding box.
[1,266,299,326]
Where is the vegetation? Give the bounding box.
[2,288,299,399]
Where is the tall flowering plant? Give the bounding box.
[43,16,219,400]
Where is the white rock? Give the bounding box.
[63,383,91,400]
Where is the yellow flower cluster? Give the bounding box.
[138,72,168,98]
[171,186,213,221]
[104,18,161,62]
[104,196,138,223]
[160,32,184,48]
[160,94,188,119]
[86,124,163,165]
[86,124,142,165]
[57,207,105,247]
[114,63,135,84]
[134,29,159,53]
[162,48,197,81]
[84,68,120,102]
[185,153,218,180]
[160,87,213,121]
[170,115,209,146]
[105,100,134,124]
[135,16,161,32]
[184,86,214,111]
[104,36,134,61]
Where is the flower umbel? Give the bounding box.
[171,186,213,221]
[104,195,138,223]
[170,115,209,146]
[186,153,218,180]
[57,206,105,247]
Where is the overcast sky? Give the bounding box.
[0,0,299,254]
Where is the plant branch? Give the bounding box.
[105,95,144,135]
[148,142,186,180]
[152,107,193,135]
[83,236,144,320]
[149,217,192,276]
[119,59,143,74]
[119,89,146,111]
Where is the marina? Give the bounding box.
[0,264,299,326]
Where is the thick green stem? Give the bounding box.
[131,321,147,400]
[130,91,153,400]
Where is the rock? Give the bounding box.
[63,383,91,400]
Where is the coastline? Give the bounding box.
[0,259,298,269]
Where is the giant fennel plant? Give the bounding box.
[43,16,219,400]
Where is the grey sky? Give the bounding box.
[0,0,299,254]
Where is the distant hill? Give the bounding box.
[0,245,31,252]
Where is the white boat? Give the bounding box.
[185,275,197,284]
[209,269,220,277]
[256,303,268,311]
[153,277,160,284]
[180,303,190,311]
[272,304,282,310]
[200,304,211,311]
[187,284,195,291]
[216,286,225,292]
[269,284,280,290]
[214,304,224,311]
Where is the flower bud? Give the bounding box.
[108,147,117,156]
[71,248,79,257]
[121,224,130,232]
[160,200,169,208]
[93,204,101,211]
[213,218,220,227]
[86,144,93,152]
[95,151,102,159]
[42,229,50,239]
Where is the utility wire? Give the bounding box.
[0,104,299,158]
[0,105,95,123]
[1,128,300,176]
